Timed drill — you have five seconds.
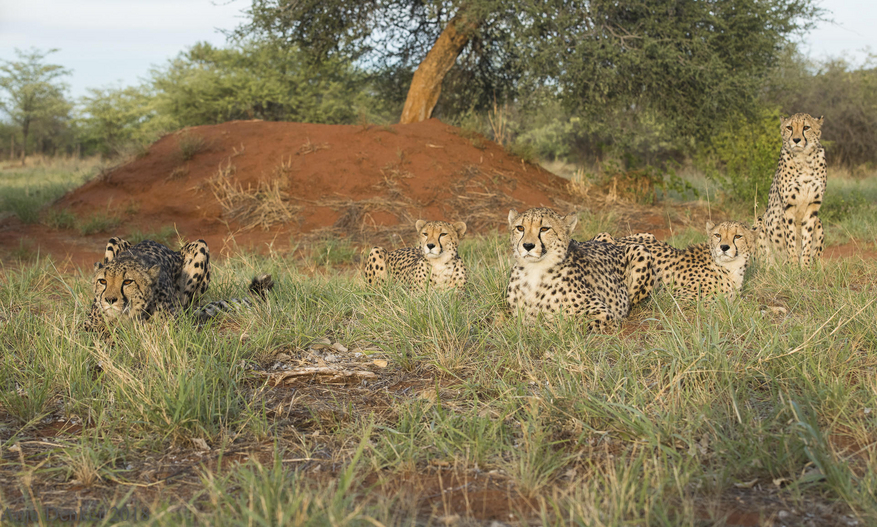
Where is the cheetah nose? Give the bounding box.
[105,296,118,305]
[427,243,436,250]
[793,137,801,144]
[720,244,730,252]
[523,243,536,251]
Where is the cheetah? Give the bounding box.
[363,220,468,290]
[85,237,273,332]
[758,113,826,267]
[593,220,758,301]
[506,208,655,332]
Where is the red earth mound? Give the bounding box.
[0,119,584,270]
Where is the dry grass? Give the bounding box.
[207,158,301,231]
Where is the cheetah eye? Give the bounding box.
[98,278,106,285]
[734,234,742,240]
[786,126,793,131]
[123,279,134,286]
[439,232,447,238]
[516,226,524,232]
[803,126,810,131]
[539,227,549,233]
[713,233,721,238]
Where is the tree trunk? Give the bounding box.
[399,12,480,124]
[20,119,29,166]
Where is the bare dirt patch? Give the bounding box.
[0,119,580,270]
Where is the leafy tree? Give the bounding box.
[763,48,877,167]
[236,0,821,134]
[149,41,381,127]
[0,48,71,161]
[77,85,167,156]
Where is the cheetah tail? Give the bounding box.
[248,274,275,300]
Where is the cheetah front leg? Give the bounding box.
[364,247,389,285]
[178,240,211,308]
[799,204,823,266]
[622,244,655,306]
[781,204,800,264]
[586,311,619,333]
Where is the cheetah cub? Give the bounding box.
[506,208,654,332]
[758,113,826,267]
[594,220,758,300]
[363,220,468,290]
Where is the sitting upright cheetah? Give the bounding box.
[758,113,826,267]
[506,208,654,332]
[593,220,758,300]
[86,237,273,332]
[363,220,468,290]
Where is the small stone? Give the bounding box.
[778,510,790,520]
[324,353,340,363]
[331,342,348,353]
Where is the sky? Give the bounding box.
[0,0,875,100]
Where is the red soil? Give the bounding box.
[0,119,578,270]
[0,118,872,272]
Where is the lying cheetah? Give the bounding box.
[758,113,826,267]
[506,208,654,332]
[594,220,758,300]
[363,220,468,290]
[86,237,273,332]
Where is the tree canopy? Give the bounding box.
[0,48,71,160]
[236,0,821,135]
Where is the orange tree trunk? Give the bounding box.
[399,12,480,124]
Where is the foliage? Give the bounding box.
[763,48,877,167]
[150,41,383,127]
[77,85,169,156]
[237,0,821,137]
[698,107,783,206]
[0,48,72,159]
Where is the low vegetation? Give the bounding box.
[1,212,875,524]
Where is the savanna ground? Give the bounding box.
[1,150,877,526]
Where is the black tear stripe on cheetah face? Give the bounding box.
[595,220,758,301]
[758,113,826,267]
[363,220,468,291]
[505,207,655,333]
[85,238,273,332]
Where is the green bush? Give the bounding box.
[699,107,782,206]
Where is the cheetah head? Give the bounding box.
[781,113,823,153]
[92,261,160,322]
[508,208,577,263]
[415,220,466,261]
[706,220,757,266]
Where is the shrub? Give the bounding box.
[698,107,781,206]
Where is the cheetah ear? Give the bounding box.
[146,265,161,280]
[415,219,426,232]
[817,115,824,125]
[93,262,104,273]
[452,221,467,238]
[507,209,519,226]
[563,213,578,233]
[705,220,715,231]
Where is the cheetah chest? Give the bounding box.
[509,261,573,314]
[782,158,824,207]
[429,259,457,286]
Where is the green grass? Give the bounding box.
[0,156,103,224]
[0,228,875,525]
